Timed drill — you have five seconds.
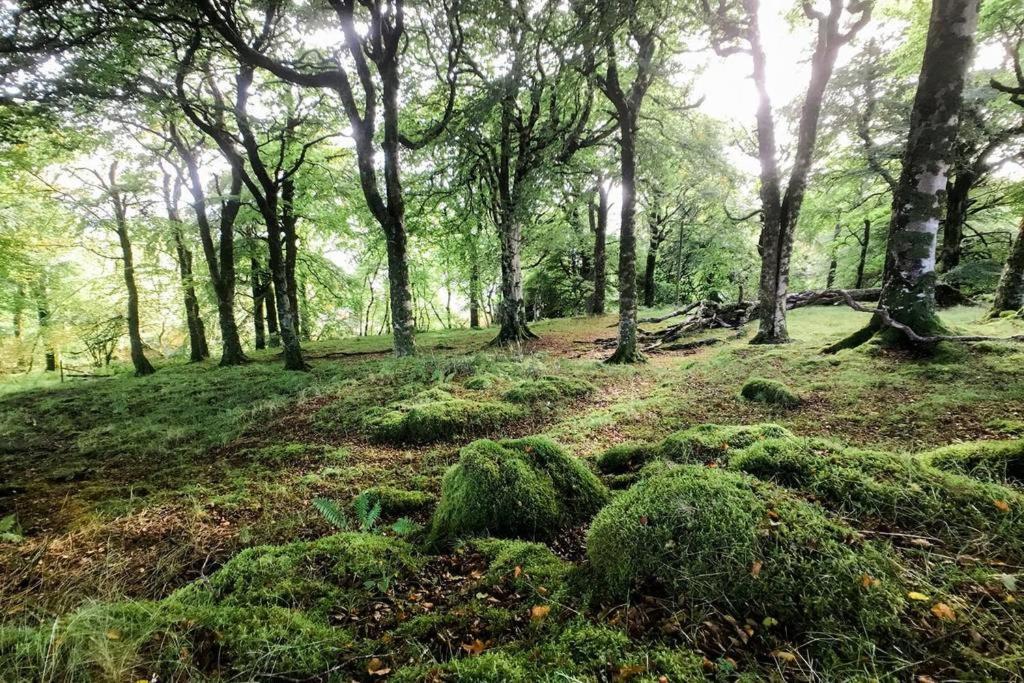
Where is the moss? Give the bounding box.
[730,438,1024,558]
[586,466,905,640]
[739,377,800,408]
[502,375,595,405]
[595,442,661,474]
[430,436,610,544]
[465,373,499,390]
[393,651,530,683]
[552,621,631,668]
[921,439,1024,486]
[173,532,421,619]
[355,485,435,515]
[471,538,572,592]
[363,397,525,445]
[660,423,794,465]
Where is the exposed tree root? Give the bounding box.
[821,289,1024,353]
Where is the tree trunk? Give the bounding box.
[111,194,155,377]
[991,215,1024,315]
[13,283,24,339]
[494,215,536,344]
[855,218,871,289]
[265,277,280,347]
[266,217,305,370]
[643,227,663,308]
[174,230,210,362]
[875,0,979,342]
[937,172,971,273]
[825,222,842,289]
[281,177,302,341]
[32,280,56,371]
[469,259,481,329]
[590,184,609,315]
[608,116,642,364]
[251,257,266,350]
[175,139,248,367]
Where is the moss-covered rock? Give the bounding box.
[730,437,1024,558]
[739,377,801,407]
[430,436,610,544]
[594,424,793,474]
[586,465,905,639]
[471,537,573,593]
[355,485,435,515]
[921,439,1024,486]
[503,375,595,405]
[660,423,794,464]
[595,442,662,474]
[362,392,525,445]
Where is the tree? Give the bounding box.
[706,0,870,344]
[589,180,610,315]
[196,0,463,358]
[833,0,981,348]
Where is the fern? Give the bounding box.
[354,494,381,531]
[0,514,23,544]
[390,517,419,536]
[311,497,349,531]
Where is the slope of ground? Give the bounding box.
[1,306,1022,681]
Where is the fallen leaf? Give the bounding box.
[638,515,649,526]
[750,560,763,578]
[513,565,523,578]
[860,573,880,589]
[931,602,956,621]
[762,616,778,627]
[461,639,487,655]
[908,591,930,601]
[994,499,1010,513]
[772,650,797,664]
[615,664,645,680]
[367,658,391,676]
[530,604,550,621]
[105,629,121,641]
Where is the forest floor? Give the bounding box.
[1,305,1023,681]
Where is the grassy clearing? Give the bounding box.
[1,307,1023,680]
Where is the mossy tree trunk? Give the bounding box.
[108,162,155,377]
[31,278,56,371]
[825,222,841,289]
[251,257,267,350]
[265,276,280,347]
[168,124,248,367]
[855,218,871,289]
[495,214,537,345]
[874,0,979,341]
[991,215,1024,316]
[469,257,482,329]
[937,171,971,273]
[589,182,609,316]
[162,171,209,362]
[643,211,668,308]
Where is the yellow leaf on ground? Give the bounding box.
[930,602,956,621]
[994,499,1010,513]
[105,629,121,641]
[908,591,930,601]
[750,560,763,578]
[461,639,487,655]
[771,650,797,664]
[367,657,391,676]
[530,604,551,621]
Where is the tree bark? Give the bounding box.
[163,172,209,362]
[825,222,841,289]
[991,215,1024,315]
[108,164,155,377]
[875,0,979,341]
[643,213,667,308]
[32,279,56,371]
[607,112,642,363]
[938,171,972,273]
[281,177,302,341]
[469,258,481,329]
[265,276,280,347]
[494,215,536,344]
[855,218,871,289]
[589,183,608,315]
[251,257,266,350]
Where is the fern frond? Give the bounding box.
[312,497,349,531]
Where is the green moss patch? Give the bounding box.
[355,486,435,515]
[595,423,793,474]
[739,377,801,408]
[502,375,595,405]
[921,439,1024,487]
[586,465,905,640]
[430,436,610,544]
[362,390,525,445]
[730,438,1024,558]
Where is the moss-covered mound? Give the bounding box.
[0,533,418,681]
[595,423,793,474]
[730,438,1024,558]
[430,436,610,543]
[586,465,905,639]
[355,485,435,515]
[921,439,1024,487]
[503,375,595,405]
[740,377,801,407]
[362,390,525,444]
